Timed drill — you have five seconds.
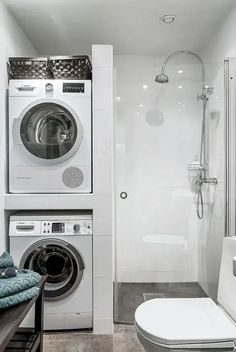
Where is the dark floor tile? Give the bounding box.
[116,282,207,322]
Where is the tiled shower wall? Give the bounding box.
[197,63,225,299]
[197,2,236,299]
[0,2,37,253]
[114,55,205,283]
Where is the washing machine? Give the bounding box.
[9,211,93,330]
[9,79,92,193]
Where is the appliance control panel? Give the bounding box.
[63,82,85,93]
[10,219,92,236]
[41,220,92,235]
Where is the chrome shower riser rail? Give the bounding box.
[156,49,218,219]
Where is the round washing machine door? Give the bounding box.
[20,239,85,302]
[19,100,83,162]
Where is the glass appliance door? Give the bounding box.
[20,239,84,301]
[20,102,80,160]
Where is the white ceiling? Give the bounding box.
[4,0,235,56]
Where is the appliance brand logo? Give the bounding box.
[16,176,32,179]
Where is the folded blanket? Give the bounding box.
[0,267,18,279]
[0,270,41,299]
[0,252,14,269]
[0,286,40,310]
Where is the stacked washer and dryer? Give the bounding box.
[9,79,92,193]
[8,57,93,330]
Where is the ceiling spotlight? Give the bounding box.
[143,84,148,90]
[160,14,177,25]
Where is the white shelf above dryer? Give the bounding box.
[4,193,96,210]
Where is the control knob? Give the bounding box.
[73,224,81,232]
[45,83,53,92]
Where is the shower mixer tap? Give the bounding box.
[197,86,214,102]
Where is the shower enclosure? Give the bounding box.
[114,54,225,323]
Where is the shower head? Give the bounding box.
[155,73,169,83]
[155,50,206,90]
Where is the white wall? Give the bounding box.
[201,4,236,62]
[92,45,114,333]
[197,3,236,299]
[114,55,205,283]
[0,2,37,253]
[197,63,225,299]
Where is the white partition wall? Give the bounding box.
[4,45,114,334]
[92,45,114,334]
[0,1,37,253]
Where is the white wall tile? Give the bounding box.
[94,110,113,152]
[94,152,112,194]
[93,67,113,88]
[93,277,113,319]
[93,197,113,236]
[92,45,113,68]
[93,85,113,111]
[92,45,113,333]
[114,57,202,282]
[197,63,225,299]
[93,318,113,334]
[93,236,113,278]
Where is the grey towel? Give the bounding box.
[0,286,40,310]
[0,270,41,299]
[0,252,14,269]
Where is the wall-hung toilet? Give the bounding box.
[135,237,236,352]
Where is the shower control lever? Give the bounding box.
[203,177,218,185]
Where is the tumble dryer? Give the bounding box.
[9,80,92,193]
[9,211,93,330]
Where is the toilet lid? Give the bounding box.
[135,298,236,345]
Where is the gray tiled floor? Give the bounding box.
[44,282,207,351]
[44,325,144,352]
[116,282,207,322]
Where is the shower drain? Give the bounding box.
[143,293,166,301]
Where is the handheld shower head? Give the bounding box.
[155,73,169,83]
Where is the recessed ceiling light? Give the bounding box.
[139,104,144,108]
[178,70,183,74]
[160,14,177,25]
[143,84,148,90]
[136,112,141,115]
[178,85,183,89]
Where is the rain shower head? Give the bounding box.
[155,73,169,83]
[155,50,206,88]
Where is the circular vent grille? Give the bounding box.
[62,167,84,188]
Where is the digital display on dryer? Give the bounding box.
[52,222,65,233]
[63,83,84,93]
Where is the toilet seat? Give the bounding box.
[135,298,236,349]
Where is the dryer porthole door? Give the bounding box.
[20,239,85,302]
[19,101,83,161]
